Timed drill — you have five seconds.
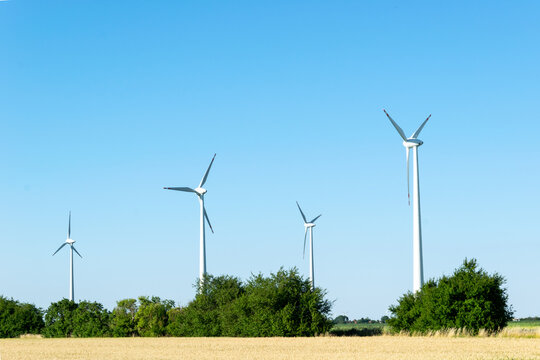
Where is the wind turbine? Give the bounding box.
[52,211,83,301]
[296,201,321,290]
[384,109,431,293]
[164,154,216,287]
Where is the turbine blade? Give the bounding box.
[303,228,308,259]
[164,187,196,193]
[199,154,216,188]
[52,243,67,256]
[72,246,83,258]
[406,148,410,206]
[383,110,407,141]
[296,202,307,223]
[310,214,322,223]
[68,211,71,239]
[203,207,214,234]
[411,114,431,139]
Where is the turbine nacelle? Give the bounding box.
[304,223,316,228]
[66,238,75,244]
[403,139,423,148]
[194,187,207,196]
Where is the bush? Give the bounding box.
[43,299,110,337]
[167,268,333,337]
[110,298,138,337]
[388,259,513,334]
[135,296,174,337]
[0,296,44,337]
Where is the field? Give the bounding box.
[1,336,540,360]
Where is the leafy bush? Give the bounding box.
[43,299,110,337]
[388,259,513,334]
[110,298,138,337]
[0,296,44,337]
[167,268,333,337]
[135,296,174,337]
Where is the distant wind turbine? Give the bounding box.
[384,109,431,293]
[164,154,216,287]
[52,211,83,301]
[296,201,321,290]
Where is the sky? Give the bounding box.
[1,1,539,319]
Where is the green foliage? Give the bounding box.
[72,301,111,337]
[43,299,110,337]
[388,258,513,334]
[110,298,138,337]
[167,268,333,337]
[333,315,349,324]
[0,296,44,337]
[135,296,174,337]
[43,299,78,337]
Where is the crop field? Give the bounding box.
[1,336,540,360]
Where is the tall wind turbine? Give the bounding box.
[164,154,216,286]
[384,110,431,293]
[296,201,321,290]
[52,211,83,301]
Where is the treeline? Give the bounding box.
[333,315,389,324]
[0,268,333,338]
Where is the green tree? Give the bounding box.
[167,268,332,337]
[110,298,138,337]
[43,299,111,337]
[135,296,174,337]
[72,301,110,337]
[0,296,44,337]
[43,299,78,337]
[388,259,513,334]
[333,315,350,324]
[167,275,244,336]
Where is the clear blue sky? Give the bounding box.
[1,1,539,319]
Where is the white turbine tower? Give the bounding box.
[164,154,216,287]
[296,202,321,290]
[384,109,431,293]
[52,211,83,301]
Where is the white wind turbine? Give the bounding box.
[296,202,321,290]
[164,154,216,286]
[384,109,431,293]
[52,211,83,301]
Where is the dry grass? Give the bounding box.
[1,337,539,360]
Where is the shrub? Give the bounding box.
[388,259,513,334]
[0,296,44,337]
[110,298,138,337]
[135,296,174,337]
[167,268,333,337]
[43,299,110,337]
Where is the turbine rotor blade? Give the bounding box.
[199,153,216,188]
[411,114,431,139]
[72,246,83,258]
[52,243,67,256]
[296,201,307,223]
[203,207,214,234]
[303,228,308,259]
[68,211,71,239]
[383,110,407,141]
[164,187,196,193]
[406,148,410,206]
[310,214,322,223]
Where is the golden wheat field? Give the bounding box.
[1,336,539,360]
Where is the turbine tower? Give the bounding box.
[296,201,321,290]
[164,154,216,287]
[384,109,431,293]
[52,211,83,301]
